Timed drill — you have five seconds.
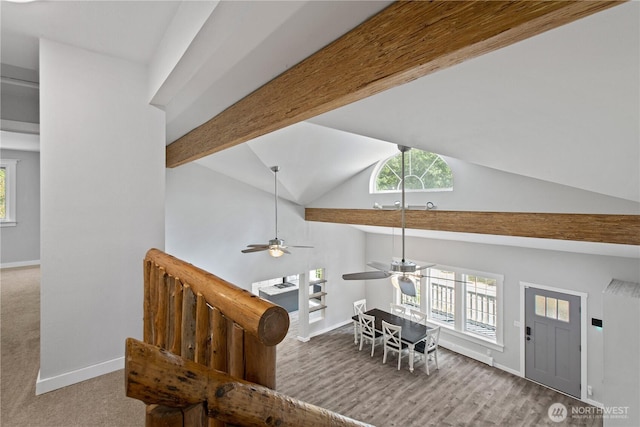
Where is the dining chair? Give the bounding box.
[390,303,406,316]
[414,326,441,375]
[382,320,404,370]
[359,313,380,357]
[352,299,367,345]
[409,308,427,325]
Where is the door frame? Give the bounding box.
[519,281,588,402]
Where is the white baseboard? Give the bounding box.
[1,259,40,269]
[307,319,353,340]
[439,337,494,366]
[35,356,123,395]
[493,362,521,377]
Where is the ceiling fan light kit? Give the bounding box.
[242,166,313,257]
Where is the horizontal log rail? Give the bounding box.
[304,208,640,246]
[145,248,288,347]
[166,0,623,167]
[126,338,373,427]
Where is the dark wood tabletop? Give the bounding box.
[352,308,429,345]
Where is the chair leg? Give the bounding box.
[353,321,359,345]
[397,350,401,371]
[434,350,439,370]
[359,335,364,352]
[425,353,430,376]
[383,346,387,364]
[371,341,375,357]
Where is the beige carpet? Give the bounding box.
[1,266,144,427]
[1,266,600,426]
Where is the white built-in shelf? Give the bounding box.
[309,291,327,299]
[308,277,327,314]
[309,304,327,313]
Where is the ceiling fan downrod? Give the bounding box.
[398,145,409,264]
[271,166,280,239]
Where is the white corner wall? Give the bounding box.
[165,163,366,338]
[38,39,165,393]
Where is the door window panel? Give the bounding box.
[535,295,570,323]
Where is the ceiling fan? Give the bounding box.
[342,145,433,296]
[242,166,313,257]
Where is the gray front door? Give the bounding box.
[525,287,581,398]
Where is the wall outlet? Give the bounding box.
[587,385,593,396]
[514,320,521,327]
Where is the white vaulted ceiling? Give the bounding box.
[1,1,638,205]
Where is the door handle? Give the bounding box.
[526,326,532,341]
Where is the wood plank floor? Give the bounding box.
[276,315,601,426]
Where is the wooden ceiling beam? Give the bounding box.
[305,208,640,246]
[166,0,623,168]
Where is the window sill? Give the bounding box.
[0,221,17,227]
[427,320,504,353]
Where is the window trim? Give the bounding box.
[0,159,18,227]
[395,261,504,352]
[369,150,453,194]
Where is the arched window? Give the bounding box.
[371,149,453,193]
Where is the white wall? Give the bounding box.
[38,39,165,393]
[165,162,366,338]
[310,156,640,215]
[0,148,40,267]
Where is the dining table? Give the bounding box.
[352,308,430,372]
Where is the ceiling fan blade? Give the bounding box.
[342,271,392,280]
[241,247,269,253]
[246,244,269,248]
[281,248,291,254]
[415,263,436,271]
[367,261,390,271]
[289,245,313,248]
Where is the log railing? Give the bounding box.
[139,248,290,426]
[132,249,371,427]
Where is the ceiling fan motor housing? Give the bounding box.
[391,260,418,274]
[269,238,285,247]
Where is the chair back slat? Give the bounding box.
[382,320,402,351]
[353,299,367,315]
